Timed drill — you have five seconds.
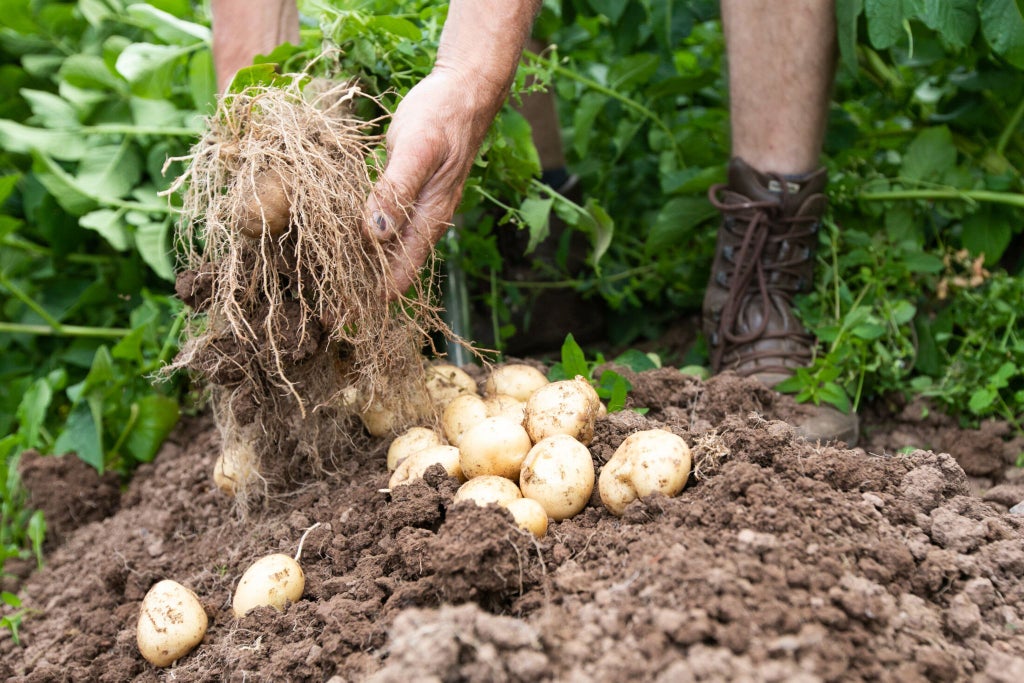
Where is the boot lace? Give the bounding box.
[707,179,819,375]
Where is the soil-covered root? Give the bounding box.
[166,75,462,503]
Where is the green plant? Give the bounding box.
[548,333,658,412]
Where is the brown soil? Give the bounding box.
[2,368,1024,682]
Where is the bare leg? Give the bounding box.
[211,0,300,92]
[721,0,836,175]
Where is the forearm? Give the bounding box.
[434,0,541,116]
[210,0,300,92]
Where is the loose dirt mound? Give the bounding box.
[2,370,1023,682]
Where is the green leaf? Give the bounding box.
[53,402,104,471]
[19,89,80,128]
[865,0,905,49]
[609,54,659,90]
[962,207,1012,265]
[582,199,614,268]
[0,120,87,160]
[920,0,978,48]
[124,394,179,464]
[836,0,864,77]
[646,196,718,254]
[612,348,659,372]
[367,15,422,40]
[559,333,590,379]
[980,0,1024,68]
[58,54,125,92]
[901,250,945,273]
[125,3,211,44]
[587,0,628,23]
[76,142,143,201]
[115,43,191,98]
[0,173,19,205]
[901,126,956,182]
[188,50,216,112]
[599,371,630,412]
[135,219,176,281]
[571,92,605,158]
[16,378,52,449]
[890,300,917,325]
[818,382,852,414]
[80,209,130,251]
[969,386,997,414]
[32,152,97,216]
[519,195,554,254]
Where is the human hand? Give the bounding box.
[365,66,505,298]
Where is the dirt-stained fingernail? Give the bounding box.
[372,211,389,234]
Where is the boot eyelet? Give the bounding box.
[723,245,734,260]
[710,332,719,346]
[716,271,728,287]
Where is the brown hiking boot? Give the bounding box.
[702,157,858,445]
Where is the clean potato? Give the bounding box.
[442,393,489,446]
[387,426,443,472]
[519,433,596,521]
[137,579,208,667]
[524,376,601,445]
[232,553,305,618]
[458,416,534,480]
[503,497,549,538]
[426,363,479,407]
[453,475,523,507]
[599,429,692,516]
[485,364,549,401]
[484,394,526,425]
[388,444,464,489]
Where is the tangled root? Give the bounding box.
[167,76,463,507]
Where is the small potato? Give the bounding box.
[453,475,523,507]
[442,393,488,446]
[213,443,258,497]
[519,434,596,521]
[485,364,549,401]
[358,400,398,437]
[524,376,601,445]
[137,580,208,667]
[458,416,534,480]
[599,429,692,516]
[389,445,463,488]
[387,427,443,472]
[503,497,549,538]
[484,394,526,425]
[232,554,305,618]
[426,363,479,408]
[238,168,291,239]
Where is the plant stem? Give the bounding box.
[858,188,1024,209]
[82,124,201,137]
[0,322,131,338]
[1,235,112,264]
[996,96,1024,158]
[0,275,64,330]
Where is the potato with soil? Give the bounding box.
[387,426,443,472]
[389,444,464,488]
[426,363,479,407]
[232,553,305,617]
[519,433,596,521]
[524,376,601,445]
[137,580,208,667]
[237,168,292,239]
[599,429,692,516]
[213,442,258,497]
[458,416,534,480]
[485,364,549,401]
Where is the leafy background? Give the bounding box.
[2,0,1024,613]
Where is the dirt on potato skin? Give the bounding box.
[2,369,1024,683]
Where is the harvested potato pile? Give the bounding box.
[168,76,464,508]
[387,363,696,536]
